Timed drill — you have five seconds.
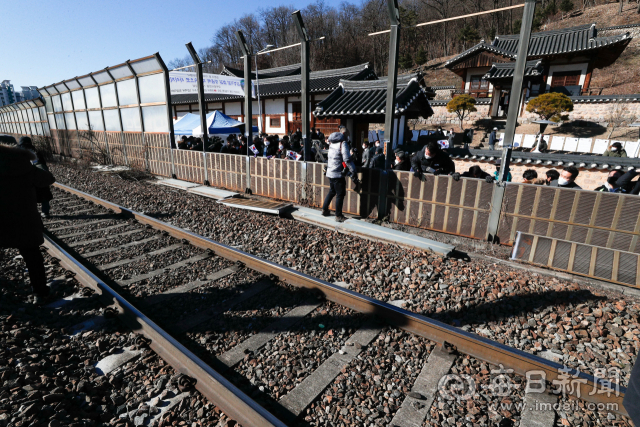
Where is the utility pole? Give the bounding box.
[292,10,311,162]
[235,31,253,194]
[383,0,401,169]
[186,42,209,185]
[487,0,537,242]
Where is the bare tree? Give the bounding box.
[606,101,634,139]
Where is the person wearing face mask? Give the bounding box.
[411,141,455,177]
[276,142,284,158]
[595,170,627,193]
[220,136,232,154]
[550,166,581,189]
[264,136,278,157]
[393,151,411,171]
[361,141,373,168]
[600,167,640,194]
[603,142,627,157]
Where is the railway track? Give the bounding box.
[29,182,631,426]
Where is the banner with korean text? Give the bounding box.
[169,71,255,97]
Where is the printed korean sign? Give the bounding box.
[169,71,255,98]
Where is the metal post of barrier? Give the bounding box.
[486,0,536,242]
[186,43,209,186]
[89,75,113,166]
[292,11,311,201]
[105,68,130,167]
[155,53,177,178]
[383,0,400,170]
[379,0,400,220]
[378,170,389,221]
[236,31,253,194]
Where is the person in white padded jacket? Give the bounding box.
[321,128,356,222]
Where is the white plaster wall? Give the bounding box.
[225,102,242,115]
[265,99,285,115]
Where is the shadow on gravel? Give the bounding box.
[46,213,122,221]
[429,289,606,327]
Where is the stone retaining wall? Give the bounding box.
[423,100,640,128]
[421,104,492,126]
[452,158,610,191]
[520,101,640,125]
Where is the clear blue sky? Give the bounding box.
[3,0,345,90]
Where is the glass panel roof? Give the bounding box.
[130,57,162,75]
[92,71,112,84]
[65,80,81,90]
[109,64,134,79]
[77,76,95,87]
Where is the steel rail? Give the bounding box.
[41,233,286,427]
[51,182,629,415]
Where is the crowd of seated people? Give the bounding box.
[177,128,640,194]
[177,134,248,155]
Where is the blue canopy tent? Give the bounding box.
[173,113,201,136]
[193,111,258,136]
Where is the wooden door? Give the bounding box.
[289,102,302,133]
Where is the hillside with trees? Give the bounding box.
[168,0,640,94]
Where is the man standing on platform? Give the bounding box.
[322,131,355,223]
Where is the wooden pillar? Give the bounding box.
[261,97,266,135]
[240,101,244,122]
[221,101,226,115]
[310,94,316,130]
[582,65,594,94]
[284,96,289,134]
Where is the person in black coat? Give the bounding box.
[460,165,491,180]
[18,137,53,218]
[410,141,455,177]
[361,141,373,168]
[0,141,56,302]
[370,147,386,169]
[596,168,640,194]
[393,151,411,171]
[220,136,232,154]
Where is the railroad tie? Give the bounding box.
[144,264,241,307]
[55,203,92,211]
[172,278,272,333]
[56,222,129,239]
[217,302,322,369]
[119,253,211,286]
[97,243,183,271]
[389,347,456,427]
[519,391,558,427]
[278,323,382,421]
[82,235,162,258]
[68,228,147,248]
[47,218,114,233]
[44,212,111,226]
[50,196,76,203]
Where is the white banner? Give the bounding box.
[169,71,255,98]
